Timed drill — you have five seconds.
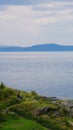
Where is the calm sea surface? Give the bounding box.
[0,52,73,99]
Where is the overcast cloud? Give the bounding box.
[0,0,73,46]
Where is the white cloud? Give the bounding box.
[32,2,73,11]
[0,6,34,46]
[0,1,73,46]
[0,6,32,30]
[31,1,73,45]
[32,7,73,25]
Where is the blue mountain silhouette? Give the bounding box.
[0,44,73,51]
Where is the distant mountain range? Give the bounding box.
[0,44,73,51]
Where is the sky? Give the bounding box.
[0,0,73,47]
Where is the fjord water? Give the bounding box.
[0,52,73,99]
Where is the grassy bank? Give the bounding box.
[0,83,73,130]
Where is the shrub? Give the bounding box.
[0,82,5,89]
[0,112,6,122]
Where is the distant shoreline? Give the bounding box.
[0,44,73,52]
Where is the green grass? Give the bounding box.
[0,83,73,130]
[0,119,48,130]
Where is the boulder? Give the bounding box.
[32,106,58,116]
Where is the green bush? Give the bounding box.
[0,82,5,89]
[0,112,6,122]
[0,84,16,100]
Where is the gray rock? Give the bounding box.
[32,106,59,116]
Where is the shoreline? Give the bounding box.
[1,83,73,129]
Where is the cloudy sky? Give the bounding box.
[0,0,73,46]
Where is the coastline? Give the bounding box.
[0,83,73,130]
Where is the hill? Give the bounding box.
[0,83,73,130]
[0,44,73,51]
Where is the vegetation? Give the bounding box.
[0,83,73,130]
